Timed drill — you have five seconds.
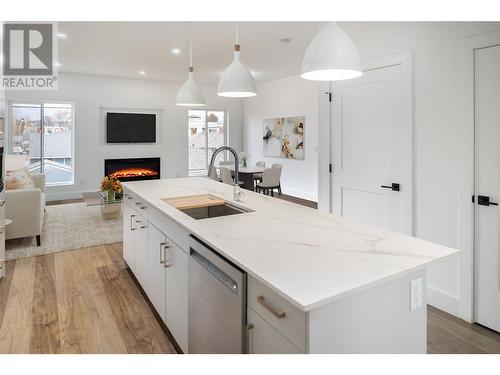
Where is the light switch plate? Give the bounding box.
[410,277,423,311]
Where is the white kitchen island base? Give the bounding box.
[122,178,456,354]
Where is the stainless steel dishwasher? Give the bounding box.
[188,235,247,353]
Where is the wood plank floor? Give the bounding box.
[2,243,500,353]
[2,197,500,353]
[0,243,175,354]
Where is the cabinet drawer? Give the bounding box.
[124,188,150,218]
[247,276,306,352]
[123,188,136,206]
[247,307,302,354]
[149,207,189,252]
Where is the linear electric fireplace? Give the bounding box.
[104,157,161,182]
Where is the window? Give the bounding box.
[10,102,74,185]
[188,110,226,176]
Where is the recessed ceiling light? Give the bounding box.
[57,33,67,39]
[172,48,181,55]
[138,71,146,76]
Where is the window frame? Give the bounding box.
[188,109,227,177]
[7,100,76,187]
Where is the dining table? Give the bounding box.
[220,164,265,191]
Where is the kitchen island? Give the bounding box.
[122,177,458,354]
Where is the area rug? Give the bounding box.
[5,202,122,260]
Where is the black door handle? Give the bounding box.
[381,183,400,192]
[477,195,498,206]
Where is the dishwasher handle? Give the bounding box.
[190,247,239,295]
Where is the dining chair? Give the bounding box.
[217,160,235,180]
[256,167,282,197]
[220,166,244,187]
[220,167,233,185]
[254,161,266,183]
[271,163,283,195]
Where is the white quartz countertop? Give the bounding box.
[123,178,458,312]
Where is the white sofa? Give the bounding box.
[5,156,46,246]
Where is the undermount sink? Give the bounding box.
[162,194,253,220]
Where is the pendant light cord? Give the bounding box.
[235,23,240,52]
[189,22,193,70]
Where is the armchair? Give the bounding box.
[5,156,46,246]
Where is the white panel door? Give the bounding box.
[165,241,188,353]
[147,224,167,323]
[133,216,148,287]
[330,62,412,234]
[474,45,500,332]
[123,204,136,271]
[246,308,301,354]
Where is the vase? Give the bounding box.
[106,189,116,203]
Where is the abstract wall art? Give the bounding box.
[263,116,304,160]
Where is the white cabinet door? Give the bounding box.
[147,224,167,322]
[330,61,412,234]
[247,308,301,354]
[123,203,136,271]
[474,45,500,333]
[133,216,148,287]
[165,241,189,353]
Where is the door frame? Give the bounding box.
[457,30,500,323]
[318,51,414,234]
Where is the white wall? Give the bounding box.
[243,76,319,201]
[6,72,243,200]
[319,22,500,317]
[241,22,500,319]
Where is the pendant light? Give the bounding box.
[176,23,206,107]
[301,22,362,81]
[217,24,257,98]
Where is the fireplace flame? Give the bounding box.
[109,168,158,179]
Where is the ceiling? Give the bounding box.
[57,22,327,85]
[56,21,500,85]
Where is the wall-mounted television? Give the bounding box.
[106,112,156,143]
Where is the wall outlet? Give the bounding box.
[410,277,423,311]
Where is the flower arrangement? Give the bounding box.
[100,176,122,202]
[239,151,249,167]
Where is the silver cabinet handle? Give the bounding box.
[0,226,4,234]
[135,220,146,229]
[164,240,172,268]
[245,323,254,354]
[159,242,165,264]
[130,214,137,230]
[135,202,142,206]
[0,200,5,206]
[257,295,286,319]
[140,206,146,210]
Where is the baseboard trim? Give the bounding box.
[281,186,317,202]
[427,285,460,317]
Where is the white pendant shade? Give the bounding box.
[176,69,206,107]
[301,22,362,81]
[217,25,257,98]
[176,23,206,107]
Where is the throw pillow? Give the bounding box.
[5,167,35,190]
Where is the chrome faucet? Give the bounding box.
[207,146,239,186]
